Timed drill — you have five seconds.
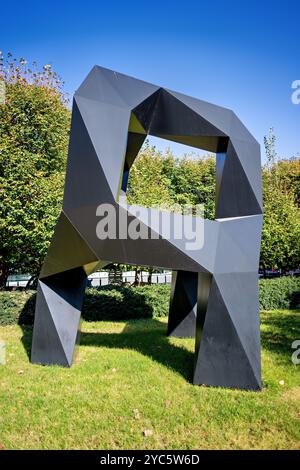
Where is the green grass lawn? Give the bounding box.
[0,310,299,450]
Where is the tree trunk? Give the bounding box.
[134,267,141,286]
[147,268,153,285]
[0,265,9,290]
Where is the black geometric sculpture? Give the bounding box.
[31,66,263,390]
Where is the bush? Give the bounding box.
[0,278,299,326]
[0,285,171,326]
[82,285,170,321]
[259,276,300,310]
[0,291,36,326]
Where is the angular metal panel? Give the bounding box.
[215,141,262,218]
[167,271,198,338]
[40,212,98,279]
[32,268,87,367]
[31,283,69,367]
[74,95,131,199]
[214,271,261,385]
[194,277,261,390]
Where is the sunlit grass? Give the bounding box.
[0,310,299,449]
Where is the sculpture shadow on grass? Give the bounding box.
[260,311,300,364]
[20,321,194,382]
[19,288,194,382]
[20,299,300,382]
[80,322,194,382]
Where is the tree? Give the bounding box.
[264,127,278,169]
[260,179,300,271]
[126,142,174,209]
[162,153,215,219]
[276,157,300,207]
[0,53,70,288]
[127,142,216,218]
[260,129,300,271]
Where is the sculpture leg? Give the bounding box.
[31,267,87,367]
[193,272,261,390]
[167,270,198,338]
[31,211,102,367]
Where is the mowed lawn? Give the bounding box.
[0,310,299,450]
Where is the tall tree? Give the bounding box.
[276,157,300,207]
[260,129,300,271]
[0,53,70,288]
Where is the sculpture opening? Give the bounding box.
[125,137,217,221]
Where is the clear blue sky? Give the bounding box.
[1,0,299,161]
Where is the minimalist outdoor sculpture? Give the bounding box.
[31,66,263,390]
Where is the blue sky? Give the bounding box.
[1,0,299,161]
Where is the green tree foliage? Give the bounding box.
[260,129,300,271]
[0,53,70,288]
[127,142,216,219]
[276,157,300,207]
[260,181,300,271]
[126,143,174,208]
[163,152,216,219]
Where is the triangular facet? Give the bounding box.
[125,132,147,169]
[31,283,68,366]
[215,141,262,218]
[75,95,131,199]
[128,113,146,134]
[165,89,234,136]
[39,279,82,366]
[168,271,197,338]
[214,272,261,384]
[121,132,147,192]
[149,90,228,138]
[214,216,262,274]
[74,66,127,107]
[40,212,98,279]
[63,100,115,211]
[77,66,160,108]
[133,89,162,132]
[194,278,261,390]
[230,137,263,210]
[215,215,262,273]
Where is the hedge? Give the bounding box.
[259,276,300,310]
[0,277,299,326]
[0,285,171,326]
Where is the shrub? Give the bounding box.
[259,276,300,310]
[0,285,171,326]
[0,291,35,325]
[0,278,299,326]
[82,285,170,321]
